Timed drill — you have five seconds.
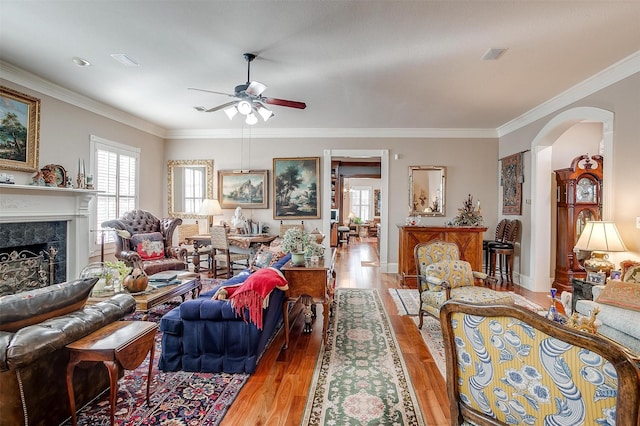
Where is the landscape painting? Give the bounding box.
[0,86,40,172]
[273,157,320,219]
[218,170,268,209]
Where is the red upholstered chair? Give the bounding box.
[102,209,187,276]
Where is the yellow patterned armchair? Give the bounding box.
[440,301,640,426]
[414,240,512,328]
[418,259,513,327]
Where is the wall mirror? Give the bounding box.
[168,159,214,218]
[409,165,446,216]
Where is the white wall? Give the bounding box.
[499,72,640,291]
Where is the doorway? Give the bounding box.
[323,149,390,272]
[528,107,613,292]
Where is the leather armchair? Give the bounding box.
[102,209,187,276]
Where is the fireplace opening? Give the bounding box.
[0,221,67,290]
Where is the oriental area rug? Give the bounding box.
[62,279,247,426]
[302,288,425,425]
[390,288,542,377]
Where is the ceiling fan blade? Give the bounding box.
[188,87,235,97]
[263,97,307,109]
[194,101,238,113]
[246,81,267,96]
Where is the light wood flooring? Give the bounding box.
[220,237,552,426]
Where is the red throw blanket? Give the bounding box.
[227,267,289,330]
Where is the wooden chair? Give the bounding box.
[482,218,508,273]
[440,300,640,426]
[488,219,520,286]
[177,223,211,271]
[210,226,250,278]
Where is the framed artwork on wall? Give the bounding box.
[501,152,522,215]
[273,157,320,219]
[218,170,268,209]
[0,86,41,172]
[374,189,381,217]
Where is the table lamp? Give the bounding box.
[573,221,626,276]
[198,199,222,230]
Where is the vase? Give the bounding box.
[291,252,306,266]
[123,273,149,293]
[584,251,614,276]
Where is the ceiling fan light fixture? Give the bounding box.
[224,106,238,120]
[256,104,274,121]
[237,100,252,115]
[245,112,258,125]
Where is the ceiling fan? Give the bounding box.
[189,53,306,125]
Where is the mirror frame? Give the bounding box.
[409,165,446,217]
[168,159,214,218]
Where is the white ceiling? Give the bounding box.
[1,1,639,137]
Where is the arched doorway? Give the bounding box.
[529,107,613,292]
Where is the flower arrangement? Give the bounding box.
[281,227,314,254]
[447,194,484,227]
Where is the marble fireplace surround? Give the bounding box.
[0,184,98,281]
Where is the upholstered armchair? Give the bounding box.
[440,301,640,426]
[418,259,513,327]
[102,209,187,275]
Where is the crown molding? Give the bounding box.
[165,127,498,140]
[497,50,640,137]
[0,61,167,138]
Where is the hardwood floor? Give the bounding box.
[220,238,553,425]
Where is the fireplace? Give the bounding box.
[0,184,97,283]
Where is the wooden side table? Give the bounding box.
[66,321,157,426]
[571,278,596,313]
[282,249,336,349]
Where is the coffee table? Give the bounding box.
[88,276,201,320]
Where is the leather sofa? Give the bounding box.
[159,253,291,374]
[0,277,136,426]
[102,209,187,276]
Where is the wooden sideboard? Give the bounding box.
[398,225,487,285]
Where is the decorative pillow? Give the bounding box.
[130,232,165,260]
[250,244,285,271]
[595,280,640,312]
[425,260,474,291]
[0,277,99,332]
[623,265,640,284]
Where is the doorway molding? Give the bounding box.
[528,107,613,292]
[324,149,390,272]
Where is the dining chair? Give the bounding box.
[177,223,211,271]
[210,226,250,278]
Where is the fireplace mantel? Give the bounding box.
[0,184,99,279]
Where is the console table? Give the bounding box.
[281,249,336,349]
[398,225,487,286]
[66,321,157,426]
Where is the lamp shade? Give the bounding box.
[574,221,627,252]
[199,199,222,217]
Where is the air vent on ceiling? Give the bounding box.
[110,53,140,66]
[482,48,508,61]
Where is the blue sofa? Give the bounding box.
[158,253,291,374]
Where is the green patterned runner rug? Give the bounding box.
[302,289,425,425]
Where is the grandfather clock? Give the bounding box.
[553,154,603,293]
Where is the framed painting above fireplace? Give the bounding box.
[0,86,41,172]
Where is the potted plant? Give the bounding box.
[281,227,314,266]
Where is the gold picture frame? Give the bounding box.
[0,86,41,172]
[218,170,268,209]
[273,157,320,220]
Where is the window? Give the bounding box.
[90,135,140,247]
[183,167,205,214]
[350,186,372,221]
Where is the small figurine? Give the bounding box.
[231,206,245,229]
